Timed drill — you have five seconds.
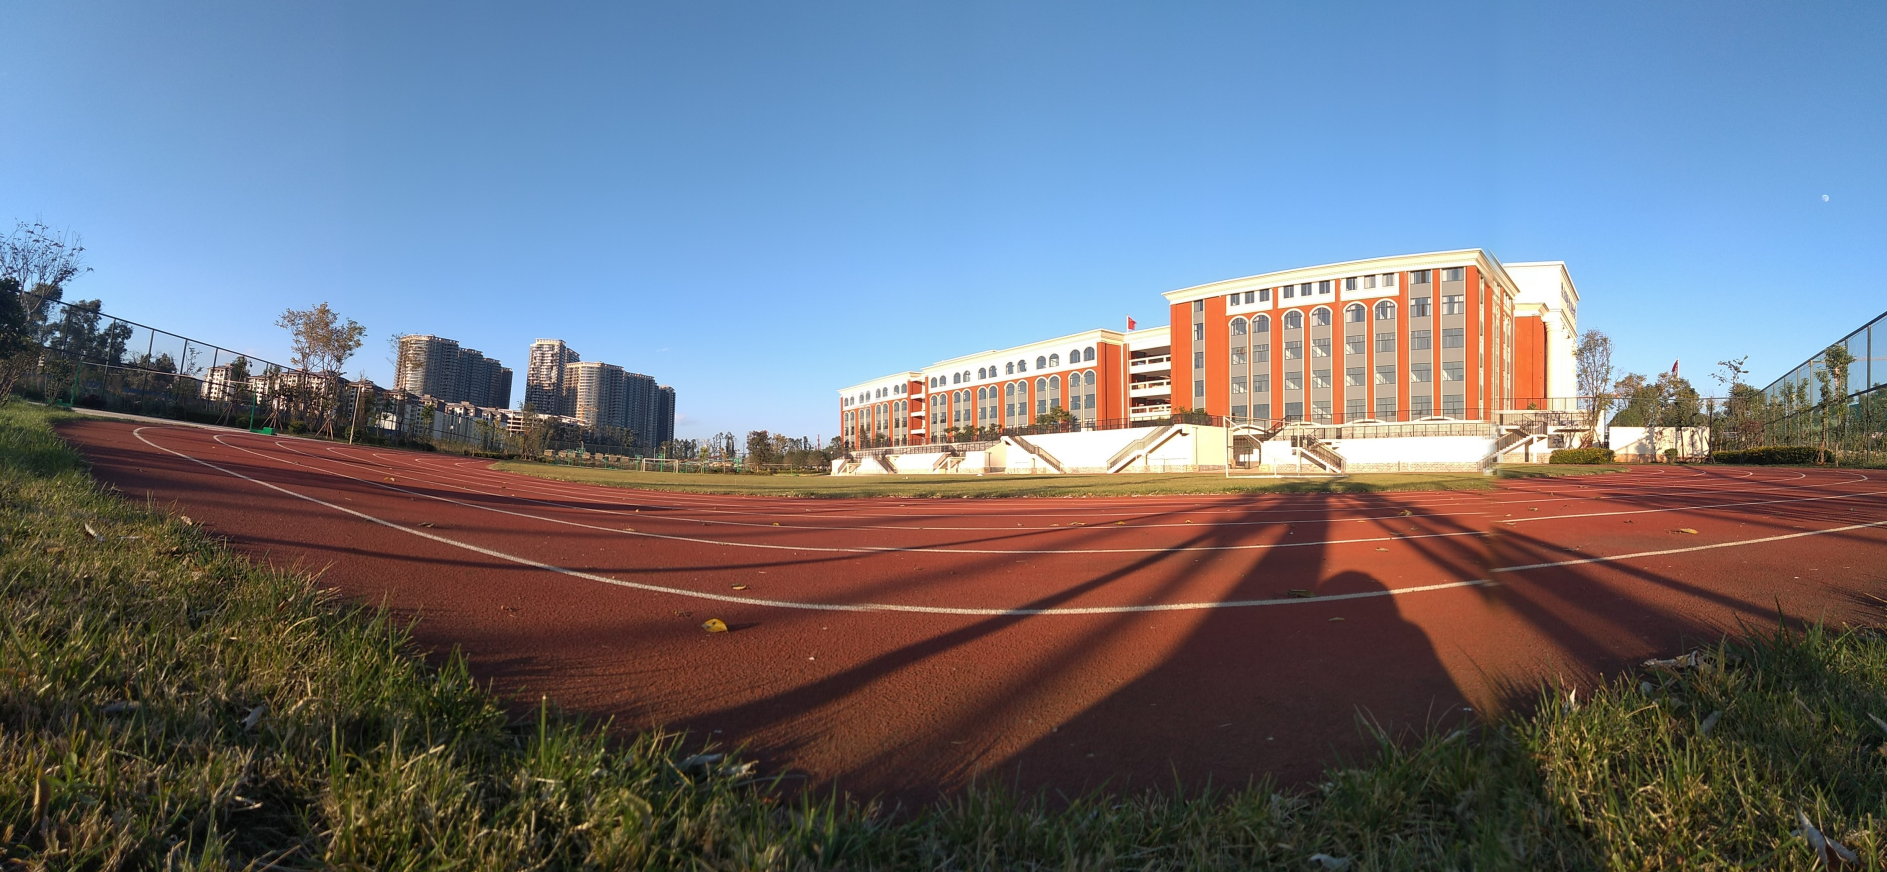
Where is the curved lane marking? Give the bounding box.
[135,426,1887,616]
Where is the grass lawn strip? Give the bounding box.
[492,462,1626,499]
[3,401,1878,869]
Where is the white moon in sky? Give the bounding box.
[1823,194,1830,201]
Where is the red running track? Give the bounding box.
[60,419,1887,800]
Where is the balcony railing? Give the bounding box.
[1129,380,1172,395]
[1130,355,1172,369]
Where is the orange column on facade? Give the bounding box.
[1395,280,1411,422]
[1465,266,1482,419]
[1204,295,1228,416]
[1513,314,1547,408]
[1170,301,1193,414]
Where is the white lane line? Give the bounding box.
[135,425,1887,616]
[213,433,1500,556]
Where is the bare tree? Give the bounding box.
[1815,343,1856,464]
[0,221,91,321]
[276,303,366,437]
[1574,330,1615,447]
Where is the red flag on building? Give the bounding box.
[1671,360,1679,376]
[1127,316,1137,330]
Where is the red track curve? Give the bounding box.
[59,419,1887,801]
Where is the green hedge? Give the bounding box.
[1548,447,1615,464]
[1712,446,1833,465]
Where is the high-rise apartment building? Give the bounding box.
[562,360,676,453]
[526,339,580,416]
[395,334,512,408]
[655,386,676,450]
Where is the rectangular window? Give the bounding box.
[1284,340,1303,360]
[1410,297,1431,318]
[1345,335,1365,355]
[1254,343,1269,362]
[1311,337,1331,357]
[1194,351,1205,369]
[1411,329,1431,350]
[1085,391,1095,410]
[1231,376,1247,394]
[1443,394,1465,416]
[1004,403,1014,418]
[1311,401,1332,421]
[1312,369,1331,389]
[1443,267,1464,282]
[1411,395,1433,416]
[1254,403,1271,419]
[1284,372,1302,391]
[1345,366,1365,386]
[1193,323,1205,340]
[1344,277,1357,291]
[1376,333,1396,353]
[1285,401,1304,420]
[1244,290,1255,304]
[1346,398,1365,420]
[1363,274,1377,289]
[1194,299,1205,312]
[1442,327,1465,348]
[1070,394,1081,411]
[1259,288,1271,302]
[1318,280,1332,294]
[1411,269,1430,284]
[1442,361,1464,382]
[1037,398,1047,416]
[1254,374,1270,392]
[1194,379,1206,397]
[1411,363,1432,383]
[1232,404,1247,419]
[1442,295,1465,315]
[1376,396,1396,419]
[1375,365,1396,384]
[1231,347,1247,366]
[1228,293,1239,306]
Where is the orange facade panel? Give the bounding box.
[1512,314,1547,409]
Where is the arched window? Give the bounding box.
[1284,311,1303,330]
[1048,375,1061,410]
[1036,355,1047,369]
[1313,307,1331,327]
[1254,315,1270,333]
[1049,353,1060,367]
[1005,362,1014,375]
[1231,316,1248,336]
[1375,300,1396,321]
[976,367,985,380]
[1018,359,1027,372]
[1084,370,1095,386]
[963,370,970,382]
[1084,346,1095,362]
[1346,303,1365,323]
[977,386,987,402]
[1035,377,1049,416]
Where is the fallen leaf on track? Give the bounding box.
[701,618,729,633]
[180,515,194,527]
[1398,510,1412,517]
[1375,547,1388,552]
[241,703,267,731]
[1675,527,1698,534]
[1288,589,1312,598]
[1327,617,1345,622]
[732,584,748,590]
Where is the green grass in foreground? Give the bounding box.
[3,401,1881,869]
[494,462,1621,499]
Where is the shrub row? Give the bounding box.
[1712,446,1834,465]
[1548,447,1615,464]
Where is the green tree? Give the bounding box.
[745,430,779,466]
[276,303,366,437]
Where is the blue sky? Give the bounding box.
[2,2,1882,440]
